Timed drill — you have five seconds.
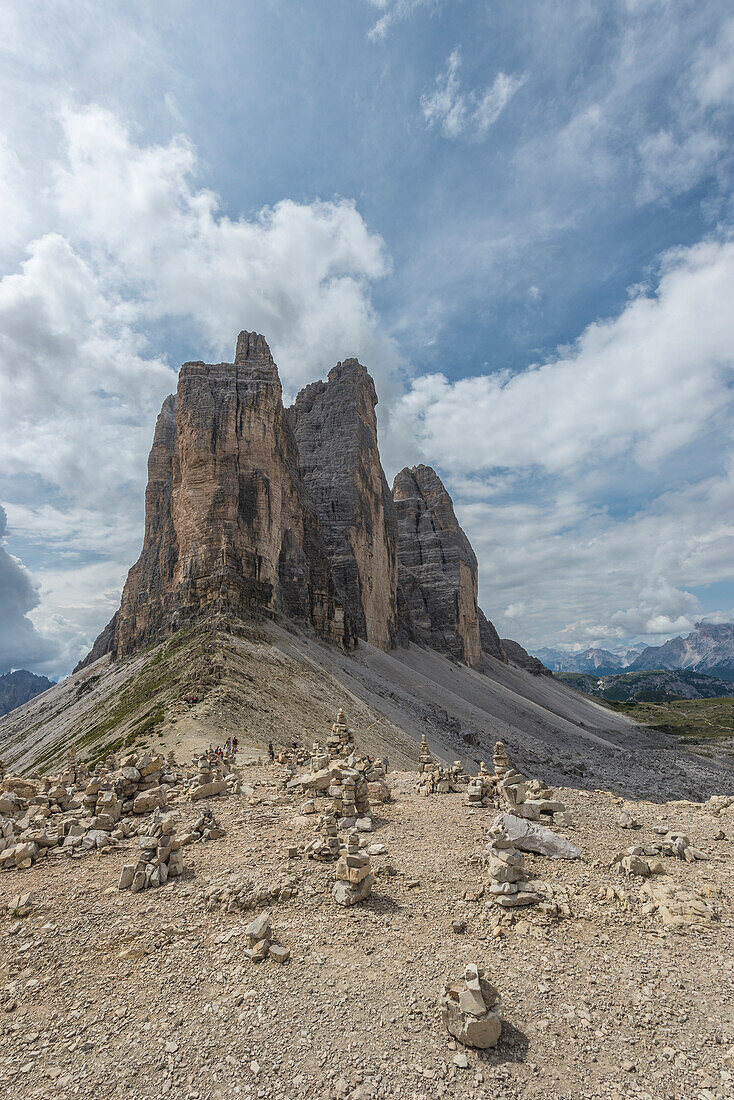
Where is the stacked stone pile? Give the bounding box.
[203,873,299,913]
[417,764,459,797]
[327,707,354,758]
[40,775,79,813]
[330,769,371,829]
[243,911,291,963]
[245,910,272,961]
[92,787,122,831]
[1,777,61,870]
[493,741,567,821]
[304,811,341,861]
[493,741,510,779]
[613,828,707,877]
[332,831,373,906]
[450,760,471,785]
[189,752,229,801]
[359,756,390,803]
[182,806,225,844]
[118,812,184,893]
[486,822,540,907]
[310,741,330,772]
[440,964,504,1049]
[466,778,485,808]
[418,734,433,773]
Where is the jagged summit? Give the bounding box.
[79,332,351,669]
[234,329,276,367]
[288,357,399,651]
[78,331,530,674]
[392,464,483,667]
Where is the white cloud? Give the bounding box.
[691,16,734,108]
[388,237,734,475]
[386,237,734,650]
[638,129,722,204]
[421,49,525,139]
[463,461,734,651]
[365,0,436,41]
[0,104,399,675]
[0,505,55,673]
[53,106,396,395]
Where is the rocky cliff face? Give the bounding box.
[82,334,350,666]
[478,608,507,663]
[288,360,398,650]
[0,670,55,718]
[79,330,537,674]
[501,638,552,676]
[392,464,485,667]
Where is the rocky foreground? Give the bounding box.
[1,718,733,1100]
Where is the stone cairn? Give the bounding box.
[450,760,470,785]
[332,831,374,906]
[486,822,540,908]
[60,748,89,789]
[330,770,371,830]
[0,746,205,873]
[493,741,510,780]
[118,811,184,893]
[493,741,566,821]
[310,741,330,772]
[440,964,503,1049]
[304,811,341,862]
[418,734,433,773]
[327,708,355,759]
[613,827,707,878]
[245,910,272,962]
[182,806,225,844]
[418,763,459,797]
[360,756,390,803]
[466,777,485,808]
[190,752,229,801]
[244,910,291,964]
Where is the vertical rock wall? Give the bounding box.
[288,360,399,650]
[392,464,484,666]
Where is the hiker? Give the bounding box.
[268,740,275,761]
[232,736,239,754]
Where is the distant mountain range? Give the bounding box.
[534,644,646,676]
[536,621,734,680]
[557,668,734,703]
[0,669,54,718]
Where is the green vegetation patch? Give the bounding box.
[599,696,734,740]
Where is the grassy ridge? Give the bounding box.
[599,696,734,741]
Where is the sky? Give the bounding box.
[1,0,734,679]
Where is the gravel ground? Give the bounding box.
[1,764,732,1100]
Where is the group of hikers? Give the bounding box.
[208,736,239,758]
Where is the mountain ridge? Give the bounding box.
[0,669,54,718]
[77,332,542,679]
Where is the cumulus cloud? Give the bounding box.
[52,106,395,395]
[0,105,398,674]
[385,237,734,650]
[0,505,54,673]
[388,237,734,474]
[462,461,734,652]
[421,49,525,139]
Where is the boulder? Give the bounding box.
[491,812,582,859]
